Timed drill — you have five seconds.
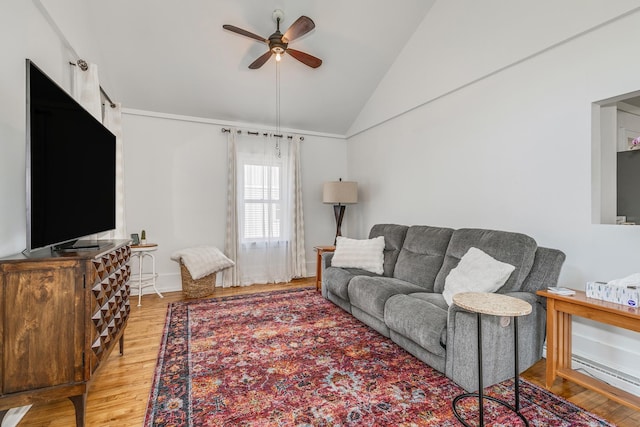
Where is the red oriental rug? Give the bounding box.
[144,288,614,426]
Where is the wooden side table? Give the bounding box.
[313,245,335,291]
[537,289,640,411]
[452,292,532,427]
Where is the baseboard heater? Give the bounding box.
[543,347,640,397]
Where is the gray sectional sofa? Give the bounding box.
[321,224,565,392]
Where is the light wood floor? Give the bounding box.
[16,278,640,426]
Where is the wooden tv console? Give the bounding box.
[0,240,131,426]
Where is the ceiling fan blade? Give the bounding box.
[223,24,267,43]
[286,48,322,68]
[249,51,273,69]
[282,16,315,42]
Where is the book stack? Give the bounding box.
[547,287,576,296]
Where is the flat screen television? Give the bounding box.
[617,149,640,225]
[26,59,116,252]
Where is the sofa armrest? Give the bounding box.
[322,251,334,268]
[444,292,546,392]
[320,252,334,298]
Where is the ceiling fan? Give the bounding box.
[223,9,322,69]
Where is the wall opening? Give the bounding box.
[592,90,640,224]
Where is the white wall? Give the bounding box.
[123,111,348,292]
[348,1,640,385]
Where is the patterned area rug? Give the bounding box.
[145,288,614,426]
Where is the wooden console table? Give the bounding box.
[537,289,640,411]
[313,246,335,291]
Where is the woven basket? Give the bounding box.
[179,261,216,298]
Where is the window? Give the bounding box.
[224,132,306,286]
[240,160,284,242]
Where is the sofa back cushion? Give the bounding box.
[518,246,566,306]
[433,228,537,294]
[393,226,454,291]
[369,224,409,277]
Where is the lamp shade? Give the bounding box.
[323,181,358,204]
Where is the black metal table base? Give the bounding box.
[452,390,529,427]
[451,313,529,426]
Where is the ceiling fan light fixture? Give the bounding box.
[223,10,322,69]
[272,44,285,62]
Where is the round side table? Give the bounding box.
[130,243,163,306]
[451,292,532,427]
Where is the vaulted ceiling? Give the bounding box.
[70,1,434,135]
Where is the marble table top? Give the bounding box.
[453,292,532,317]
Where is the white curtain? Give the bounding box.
[223,131,306,287]
[223,129,240,287]
[103,102,127,239]
[289,135,307,278]
[71,61,101,120]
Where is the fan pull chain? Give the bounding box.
[275,61,281,158]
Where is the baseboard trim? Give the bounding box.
[130,272,317,296]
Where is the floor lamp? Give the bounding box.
[323,179,358,245]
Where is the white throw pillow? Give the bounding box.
[331,236,385,275]
[442,247,515,306]
[170,246,235,279]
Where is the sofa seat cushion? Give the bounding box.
[348,276,425,320]
[406,293,449,344]
[324,267,380,300]
[407,292,449,311]
[385,294,447,357]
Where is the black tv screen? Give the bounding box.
[617,149,640,225]
[27,59,116,251]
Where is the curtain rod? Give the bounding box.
[69,60,116,108]
[221,128,304,141]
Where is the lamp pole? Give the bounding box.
[333,203,346,245]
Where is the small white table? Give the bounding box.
[130,243,163,306]
[452,292,532,427]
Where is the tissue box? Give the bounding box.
[586,281,639,307]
